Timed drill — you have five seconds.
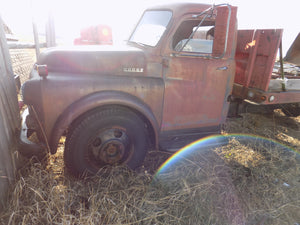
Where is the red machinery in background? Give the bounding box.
[74,24,113,45]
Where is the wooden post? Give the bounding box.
[32,20,40,60]
[0,18,14,77]
[279,40,286,91]
[46,11,56,47]
[0,14,19,211]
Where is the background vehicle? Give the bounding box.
[21,3,299,176]
[74,24,113,45]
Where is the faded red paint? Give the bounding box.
[231,29,300,106]
[21,3,243,153]
[233,83,300,105]
[234,29,283,91]
[161,6,237,131]
[22,2,300,157]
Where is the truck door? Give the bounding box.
[161,6,237,134]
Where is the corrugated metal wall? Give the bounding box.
[0,16,19,210]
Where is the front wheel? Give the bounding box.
[64,107,149,176]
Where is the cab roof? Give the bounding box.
[146,2,212,16]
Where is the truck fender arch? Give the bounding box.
[49,91,160,154]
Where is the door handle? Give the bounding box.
[217,66,228,71]
[162,58,169,68]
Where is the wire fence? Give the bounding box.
[9,48,36,85]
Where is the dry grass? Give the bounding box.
[0,111,300,225]
[215,139,300,224]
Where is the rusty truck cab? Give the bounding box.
[21,3,238,175]
[135,4,238,149]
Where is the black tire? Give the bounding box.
[64,106,149,176]
[282,104,300,117]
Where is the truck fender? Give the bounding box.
[49,91,159,154]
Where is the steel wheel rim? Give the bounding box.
[86,127,132,167]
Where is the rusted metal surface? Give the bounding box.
[49,90,162,154]
[284,33,300,65]
[235,29,283,91]
[36,46,146,75]
[0,16,19,210]
[161,57,236,131]
[22,3,239,153]
[23,67,165,153]
[161,5,237,131]
[232,83,300,105]
[233,30,300,106]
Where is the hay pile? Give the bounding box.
[0,111,300,225]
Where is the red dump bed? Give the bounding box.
[235,29,282,91]
[230,29,300,105]
[233,29,300,105]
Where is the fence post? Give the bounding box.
[46,12,56,47]
[32,21,40,60]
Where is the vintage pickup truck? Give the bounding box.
[20,2,300,175]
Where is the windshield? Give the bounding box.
[129,10,172,47]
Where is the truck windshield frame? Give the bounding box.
[128,10,172,47]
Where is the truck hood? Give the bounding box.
[37,45,146,75]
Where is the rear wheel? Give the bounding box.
[64,107,149,176]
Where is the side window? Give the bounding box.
[173,20,215,54]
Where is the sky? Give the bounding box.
[1,0,299,54]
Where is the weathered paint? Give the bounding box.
[161,5,237,131]
[23,67,165,153]
[233,83,300,105]
[22,3,238,153]
[235,29,283,91]
[233,29,300,105]
[49,90,161,154]
[37,45,146,76]
[0,16,19,210]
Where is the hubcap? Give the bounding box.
[88,128,130,166]
[99,139,125,164]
